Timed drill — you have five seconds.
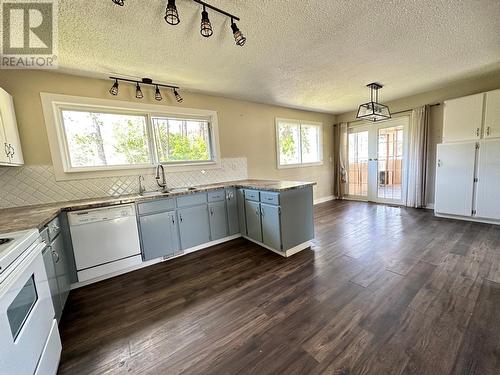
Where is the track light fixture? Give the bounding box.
[109,79,119,96]
[165,0,180,25]
[112,0,246,46]
[154,85,163,101]
[135,83,144,99]
[109,77,182,103]
[231,19,246,46]
[173,88,183,103]
[200,5,213,38]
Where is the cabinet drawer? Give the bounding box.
[177,193,207,208]
[137,198,175,215]
[208,189,225,202]
[260,191,280,205]
[244,189,260,201]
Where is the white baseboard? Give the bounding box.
[314,195,335,205]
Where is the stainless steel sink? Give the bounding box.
[164,187,198,193]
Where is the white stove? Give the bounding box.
[0,229,40,283]
[0,228,61,375]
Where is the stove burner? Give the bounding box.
[0,238,12,245]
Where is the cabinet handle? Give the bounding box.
[476,128,480,137]
[52,250,60,263]
[437,159,442,167]
[486,126,491,136]
[210,208,214,216]
[9,144,14,156]
[171,217,175,225]
[260,207,265,217]
[179,214,183,222]
[4,142,10,157]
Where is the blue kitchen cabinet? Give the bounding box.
[178,205,211,249]
[139,211,180,261]
[237,188,247,235]
[225,187,239,235]
[245,200,262,242]
[260,203,282,251]
[209,200,228,241]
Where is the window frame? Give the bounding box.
[41,93,221,180]
[275,117,323,169]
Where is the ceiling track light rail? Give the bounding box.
[108,77,183,103]
[112,0,246,46]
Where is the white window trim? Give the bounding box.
[40,93,221,181]
[275,117,324,169]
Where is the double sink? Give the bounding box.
[139,187,198,197]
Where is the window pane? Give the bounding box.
[61,110,150,168]
[278,122,300,165]
[300,124,321,163]
[152,117,211,163]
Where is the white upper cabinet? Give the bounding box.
[443,93,484,143]
[484,89,500,139]
[0,87,24,165]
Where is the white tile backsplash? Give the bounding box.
[0,158,247,208]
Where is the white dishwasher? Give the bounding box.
[68,204,142,282]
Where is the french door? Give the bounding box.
[347,117,409,204]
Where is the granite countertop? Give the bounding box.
[0,179,315,233]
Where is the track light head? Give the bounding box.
[109,79,119,96]
[112,0,124,5]
[231,21,246,46]
[173,89,183,103]
[200,7,213,38]
[165,0,180,25]
[135,82,144,99]
[155,85,163,101]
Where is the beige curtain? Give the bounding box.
[334,123,348,198]
[406,105,430,208]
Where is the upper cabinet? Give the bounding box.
[484,89,500,139]
[443,89,500,143]
[0,87,24,165]
[443,93,484,142]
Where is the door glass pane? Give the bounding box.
[7,275,38,340]
[377,126,404,200]
[278,122,300,165]
[348,131,369,196]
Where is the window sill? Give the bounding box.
[277,161,324,169]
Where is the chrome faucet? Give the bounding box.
[138,175,146,195]
[155,164,167,190]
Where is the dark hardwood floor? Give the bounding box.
[58,200,500,375]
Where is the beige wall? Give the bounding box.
[0,70,336,200]
[336,71,500,205]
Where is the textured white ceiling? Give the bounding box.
[57,0,500,113]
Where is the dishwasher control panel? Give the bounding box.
[67,204,136,226]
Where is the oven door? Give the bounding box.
[0,241,55,375]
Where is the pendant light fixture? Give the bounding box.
[112,0,124,6]
[200,5,213,37]
[164,0,180,25]
[109,77,183,103]
[230,19,246,46]
[154,85,163,101]
[356,83,391,122]
[109,79,119,96]
[135,82,144,99]
[173,88,183,103]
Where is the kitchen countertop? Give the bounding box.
[0,179,315,233]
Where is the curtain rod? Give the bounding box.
[336,102,441,126]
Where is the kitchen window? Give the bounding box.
[276,118,323,168]
[41,93,220,178]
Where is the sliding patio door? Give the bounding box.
[347,117,409,205]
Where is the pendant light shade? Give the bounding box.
[231,21,246,46]
[112,0,124,6]
[135,82,144,99]
[109,79,119,95]
[356,83,391,122]
[173,88,183,103]
[165,0,180,25]
[200,6,213,37]
[154,85,163,101]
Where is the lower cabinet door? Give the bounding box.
[51,235,71,316]
[261,203,282,251]
[178,205,211,249]
[245,200,262,242]
[140,211,180,261]
[209,201,228,241]
[42,247,61,321]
